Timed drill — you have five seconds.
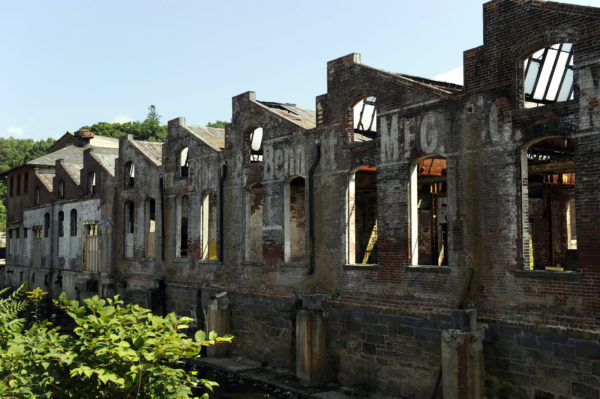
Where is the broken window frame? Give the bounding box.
[125,162,135,188]
[58,179,65,199]
[124,201,134,259]
[88,172,96,195]
[346,166,378,265]
[523,43,574,106]
[176,195,189,258]
[179,147,189,178]
[58,211,64,237]
[44,213,50,237]
[248,127,264,163]
[352,97,377,142]
[245,183,263,261]
[144,198,156,259]
[284,176,307,262]
[70,209,77,237]
[409,156,448,266]
[200,190,218,261]
[521,137,576,271]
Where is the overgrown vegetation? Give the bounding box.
[0,106,229,234]
[0,137,56,232]
[0,285,232,398]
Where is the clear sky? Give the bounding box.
[0,0,597,141]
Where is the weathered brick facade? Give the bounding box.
[2,1,599,397]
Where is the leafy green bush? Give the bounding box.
[0,285,232,398]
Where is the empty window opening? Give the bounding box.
[83,223,100,272]
[246,183,263,261]
[200,191,218,260]
[58,179,65,199]
[284,177,306,262]
[125,201,134,258]
[8,229,12,256]
[16,175,21,195]
[58,211,64,237]
[522,137,576,270]
[88,172,96,195]
[35,187,40,205]
[32,226,42,269]
[9,177,13,197]
[24,173,28,193]
[70,209,77,236]
[179,147,189,178]
[145,198,156,258]
[125,162,135,187]
[352,97,377,142]
[248,127,264,163]
[410,156,448,266]
[347,167,378,264]
[44,213,50,237]
[176,195,189,258]
[524,43,574,107]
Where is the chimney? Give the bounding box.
[74,128,94,147]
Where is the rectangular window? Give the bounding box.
[201,192,218,260]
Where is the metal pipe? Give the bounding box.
[308,139,321,275]
[219,163,227,262]
[160,175,165,261]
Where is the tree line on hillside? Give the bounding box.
[0,106,228,233]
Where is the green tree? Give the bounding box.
[0,285,232,399]
[0,137,56,233]
[146,105,161,124]
[206,120,229,129]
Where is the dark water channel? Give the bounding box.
[190,362,311,399]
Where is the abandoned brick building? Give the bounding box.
[1,1,599,397]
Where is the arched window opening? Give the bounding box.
[44,213,50,237]
[24,173,28,193]
[522,137,576,270]
[179,147,189,178]
[144,198,156,258]
[124,201,134,258]
[70,209,77,236]
[58,211,65,237]
[248,127,264,163]
[410,156,448,266]
[125,162,135,188]
[352,97,377,142]
[88,172,96,195]
[347,167,377,264]
[58,179,65,199]
[246,183,263,261]
[176,195,189,258]
[284,177,306,262]
[35,187,40,205]
[16,175,21,195]
[524,43,574,108]
[200,191,218,260]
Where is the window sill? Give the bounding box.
[406,265,451,273]
[243,260,264,267]
[173,258,189,263]
[514,269,583,279]
[279,260,306,268]
[344,264,379,271]
[197,260,220,265]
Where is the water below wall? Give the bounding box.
[191,362,310,399]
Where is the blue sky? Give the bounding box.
[0,0,596,141]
